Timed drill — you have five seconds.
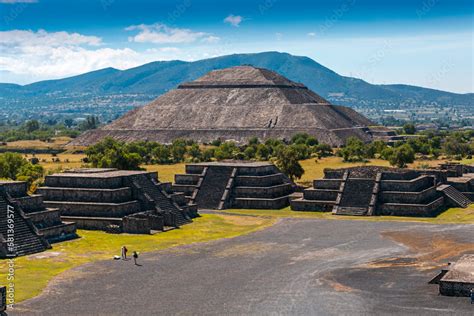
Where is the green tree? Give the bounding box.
[387,144,415,168]
[243,146,256,160]
[256,144,270,160]
[402,123,416,135]
[275,146,304,182]
[313,143,333,158]
[79,116,100,131]
[188,143,202,162]
[338,137,366,162]
[86,138,143,170]
[25,120,40,133]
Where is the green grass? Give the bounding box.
[0,214,275,303]
[222,204,474,224]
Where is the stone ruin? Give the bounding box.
[291,164,473,216]
[172,161,294,210]
[431,254,474,297]
[37,168,198,234]
[0,180,76,258]
[70,65,398,147]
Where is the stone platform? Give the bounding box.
[173,161,294,210]
[0,181,60,258]
[291,165,473,217]
[37,168,198,234]
[438,254,474,297]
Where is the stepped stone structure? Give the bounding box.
[0,181,59,258]
[173,161,294,210]
[291,164,473,216]
[37,168,198,234]
[70,66,392,147]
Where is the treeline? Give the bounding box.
[337,130,474,167]
[85,134,333,180]
[0,116,100,142]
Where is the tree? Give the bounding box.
[170,139,187,163]
[256,144,270,160]
[64,118,74,128]
[25,120,40,133]
[387,144,415,168]
[0,152,29,179]
[79,116,100,131]
[86,138,143,170]
[443,136,470,157]
[338,137,367,162]
[188,143,202,162]
[243,146,256,160]
[402,123,416,135]
[0,152,44,187]
[275,146,304,182]
[313,143,333,158]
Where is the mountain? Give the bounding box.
[0,52,472,122]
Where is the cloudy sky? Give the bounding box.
[0,0,472,93]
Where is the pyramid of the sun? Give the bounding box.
[70,66,375,146]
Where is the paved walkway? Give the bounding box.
[12,219,473,315]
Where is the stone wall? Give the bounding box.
[40,222,77,240]
[380,176,434,192]
[1,182,27,198]
[380,187,438,204]
[37,187,132,203]
[44,175,124,189]
[44,201,141,217]
[234,183,293,198]
[235,174,286,187]
[313,179,341,190]
[439,281,473,297]
[232,196,289,209]
[303,188,339,201]
[27,209,62,228]
[378,197,444,216]
[14,195,44,212]
[61,216,123,231]
[122,217,150,234]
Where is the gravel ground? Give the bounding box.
[11,218,474,315]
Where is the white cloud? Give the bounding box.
[0,29,226,83]
[0,0,38,3]
[224,15,243,27]
[126,23,218,44]
[0,29,101,46]
[307,32,316,37]
[0,29,139,80]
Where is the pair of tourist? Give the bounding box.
[121,246,140,265]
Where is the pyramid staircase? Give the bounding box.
[333,177,376,216]
[132,175,189,226]
[193,166,234,209]
[437,185,471,208]
[0,189,49,258]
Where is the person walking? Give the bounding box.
[470,288,474,304]
[121,246,128,260]
[133,251,139,265]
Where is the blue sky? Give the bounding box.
[0,0,472,93]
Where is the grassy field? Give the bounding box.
[222,204,474,224]
[144,163,186,183]
[0,214,275,303]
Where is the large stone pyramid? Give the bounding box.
[71,66,375,146]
